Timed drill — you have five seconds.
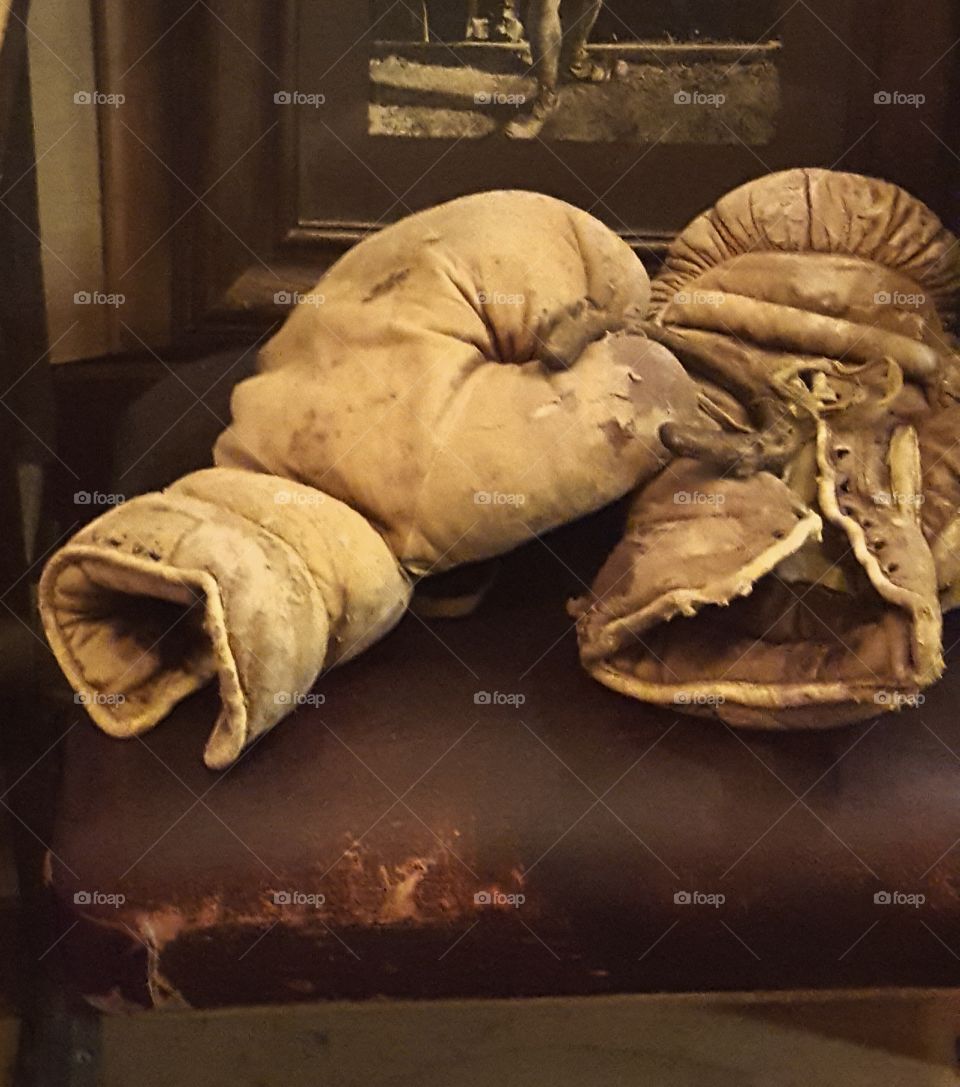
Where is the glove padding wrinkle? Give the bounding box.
[40,469,411,768]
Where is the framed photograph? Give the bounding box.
[290,1,863,251]
[367,1,782,144]
[179,0,957,323]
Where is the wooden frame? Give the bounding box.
[81,0,960,341]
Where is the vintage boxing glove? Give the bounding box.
[40,470,411,768]
[43,191,703,764]
[214,190,700,575]
[574,168,960,728]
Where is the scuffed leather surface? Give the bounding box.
[49,515,960,1008]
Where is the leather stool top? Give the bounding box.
[50,508,960,1009]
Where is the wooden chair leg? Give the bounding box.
[13,980,101,1087]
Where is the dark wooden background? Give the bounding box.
[73,0,959,342]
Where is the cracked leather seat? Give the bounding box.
[47,357,960,1005]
